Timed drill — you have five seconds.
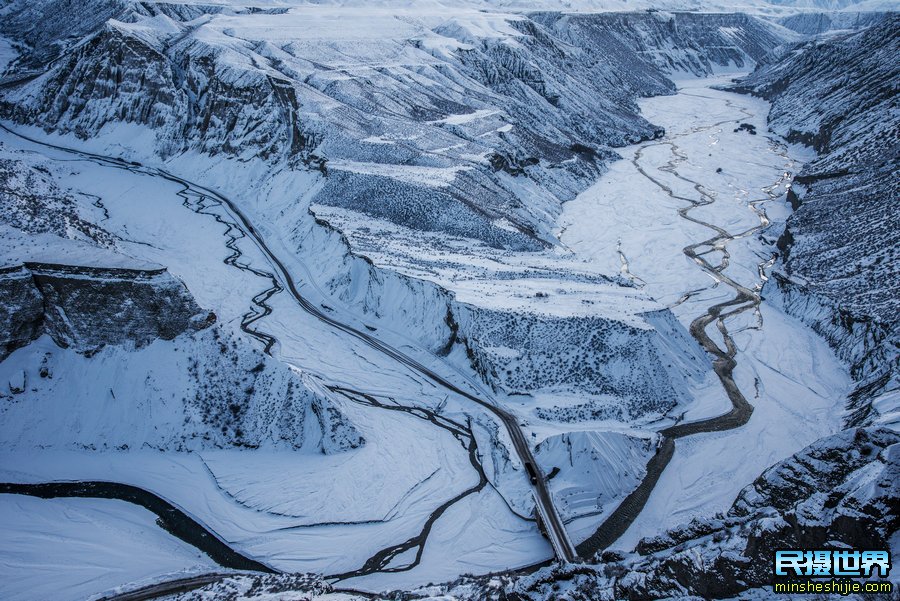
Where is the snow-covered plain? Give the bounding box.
[0,495,218,601]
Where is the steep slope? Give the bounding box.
[530,11,792,77]
[534,430,660,541]
[0,262,214,359]
[0,329,364,452]
[731,15,899,427]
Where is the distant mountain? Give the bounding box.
[777,10,889,34]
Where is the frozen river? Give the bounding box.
[559,76,851,549]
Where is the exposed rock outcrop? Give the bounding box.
[1,3,792,251]
[0,3,795,412]
[0,266,44,360]
[777,11,888,35]
[0,262,214,360]
[608,428,899,599]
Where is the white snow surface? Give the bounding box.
[535,429,660,543]
[559,78,850,549]
[0,495,218,601]
[116,0,900,14]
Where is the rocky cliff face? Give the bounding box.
[614,427,899,599]
[0,266,44,359]
[0,262,215,360]
[0,139,214,357]
[0,135,363,454]
[731,16,899,427]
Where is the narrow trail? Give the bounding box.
[575,89,797,557]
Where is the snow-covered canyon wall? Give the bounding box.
[455,304,709,414]
[732,15,899,427]
[0,2,792,410]
[0,324,366,453]
[0,143,215,358]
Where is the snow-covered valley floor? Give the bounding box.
[559,76,850,548]
[0,75,853,599]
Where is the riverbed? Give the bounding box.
[559,76,851,548]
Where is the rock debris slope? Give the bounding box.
[776,10,889,35]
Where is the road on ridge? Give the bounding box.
[0,123,579,566]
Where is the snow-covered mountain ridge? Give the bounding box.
[0,3,895,598]
[776,9,890,33]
